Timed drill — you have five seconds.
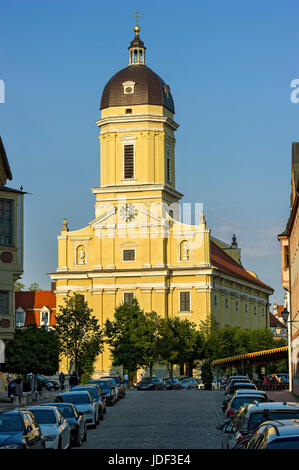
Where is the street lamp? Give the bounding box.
[281,307,292,392]
[275,326,281,338]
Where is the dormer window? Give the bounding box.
[122,81,136,94]
[40,306,51,329]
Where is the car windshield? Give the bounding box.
[52,405,75,418]
[0,415,23,432]
[106,377,121,386]
[94,381,111,390]
[248,411,299,432]
[73,387,98,399]
[29,409,56,424]
[232,396,265,409]
[56,394,90,404]
[267,438,299,449]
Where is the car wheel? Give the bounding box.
[58,437,62,450]
[83,427,87,442]
[100,411,104,421]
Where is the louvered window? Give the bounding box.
[123,249,135,261]
[180,292,191,311]
[0,199,13,246]
[124,144,134,179]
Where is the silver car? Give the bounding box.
[220,401,299,449]
[25,406,71,449]
[55,391,98,428]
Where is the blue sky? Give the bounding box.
[0,0,298,305]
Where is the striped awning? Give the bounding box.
[211,346,288,367]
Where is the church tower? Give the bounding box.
[94,24,183,222]
[51,23,273,376]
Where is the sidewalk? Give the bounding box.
[0,390,59,411]
[267,390,299,403]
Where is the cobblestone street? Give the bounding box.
[81,389,224,449]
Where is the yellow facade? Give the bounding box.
[51,26,273,375]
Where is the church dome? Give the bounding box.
[100,65,175,112]
[100,25,175,113]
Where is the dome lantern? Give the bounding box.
[128,23,146,65]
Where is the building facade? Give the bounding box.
[50,26,273,375]
[278,142,299,393]
[0,137,24,359]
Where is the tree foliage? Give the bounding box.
[55,294,104,376]
[14,281,25,291]
[105,299,147,383]
[4,325,59,375]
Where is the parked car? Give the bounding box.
[71,385,104,422]
[55,391,98,428]
[0,409,45,449]
[99,377,120,401]
[25,406,71,449]
[179,378,198,390]
[225,391,270,419]
[245,419,299,449]
[25,373,60,391]
[225,377,251,393]
[137,377,166,391]
[219,401,299,449]
[88,380,116,406]
[101,375,126,398]
[42,402,87,447]
[222,382,257,411]
[277,373,289,385]
[164,378,183,390]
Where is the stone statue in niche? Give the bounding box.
[77,246,86,265]
[181,241,190,261]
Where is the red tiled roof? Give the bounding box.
[269,312,287,328]
[15,290,56,309]
[15,290,56,327]
[210,241,273,291]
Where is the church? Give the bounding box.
[50,24,273,375]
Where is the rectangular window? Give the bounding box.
[180,292,190,311]
[123,249,135,261]
[124,144,134,179]
[0,199,13,246]
[0,291,9,315]
[284,246,289,268]
[124,293,134,304]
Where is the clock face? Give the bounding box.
[120,203,138,222]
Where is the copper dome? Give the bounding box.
[100,65,175,113]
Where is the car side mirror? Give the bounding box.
[26,425,33,434]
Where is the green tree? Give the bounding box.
[28,282,41,291]
[140,311,162,376]
[156,317,203,377]
[4,325,59,375]
[55,293,104,377]
[14,281,25,291]
[105,299,147,385]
